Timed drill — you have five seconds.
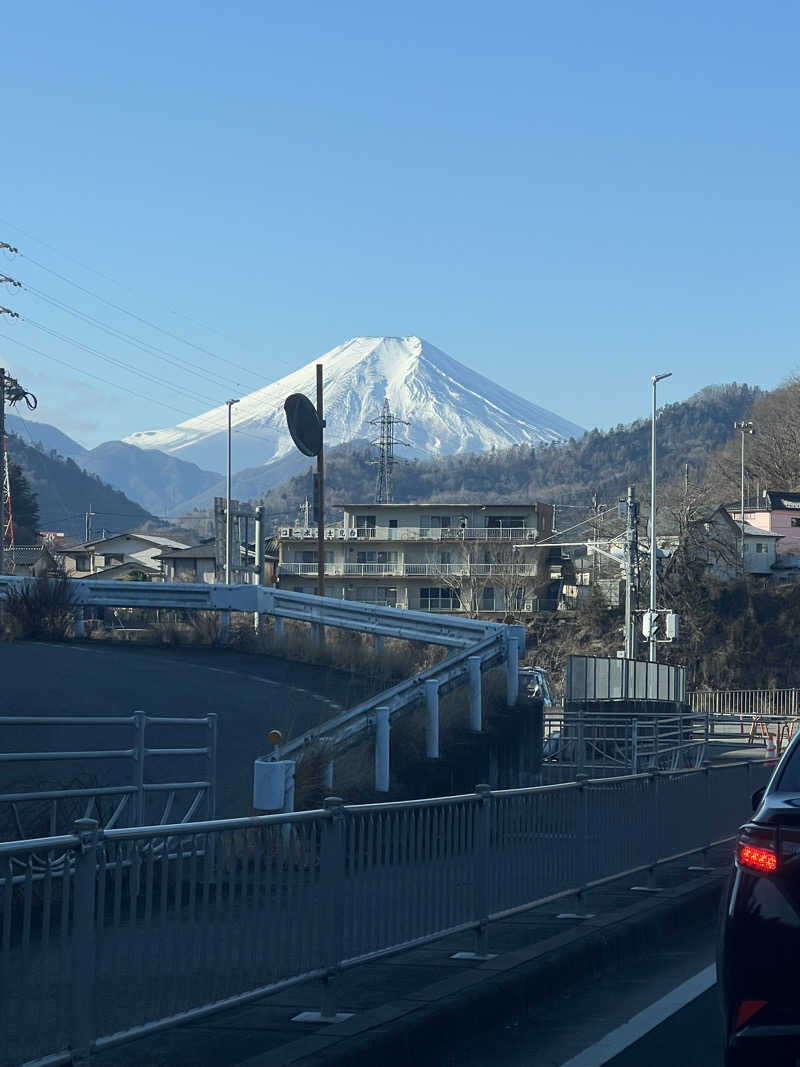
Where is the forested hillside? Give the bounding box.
[259,384,759,520]
[7,433,155,541]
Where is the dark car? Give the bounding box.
[719,733,800,1066]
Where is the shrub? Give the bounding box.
[3,577,77,640]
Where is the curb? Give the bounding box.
[243,868,728,1067]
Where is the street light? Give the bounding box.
[734,420,755,564]
[225,398,240,584]
[649,372,672,663]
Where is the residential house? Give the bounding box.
[60,531,189,579]
[276,502,553,613]
[664,506,781,581]
[731,491,800,567]
[156,542,218,584]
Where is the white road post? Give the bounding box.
[375,705,390,792]
[468,656,482,732]
[425,679,440,758]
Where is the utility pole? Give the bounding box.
[0,363,37,574]
[649,372,672,662]
[316,364,325,597]
[225,398,239,584]
[0,367,5,577]
[734,420,754,565]
[370,399,409,504]
[623,486,640,659]
[85,506,95,543]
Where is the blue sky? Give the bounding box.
[2,1,798,447]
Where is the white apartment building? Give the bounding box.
[277,502,553,613]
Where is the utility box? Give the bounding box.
[665,612,680,640]
[253,758,294,811]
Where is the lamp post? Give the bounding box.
[734,420,755,565]
[649,372,672,662]
[225,398,239,584]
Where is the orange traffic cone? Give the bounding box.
[766,733,777,760]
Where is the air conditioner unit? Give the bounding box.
[280,528,291,537]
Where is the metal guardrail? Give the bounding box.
[0,577,517,650]
[0,713,217,841]
[0,759,774,1067]
[280,631,508,760]
[691,688,800,717]
[566,654,687,704]
[0,578,526,791]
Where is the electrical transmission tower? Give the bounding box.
[370,400,409,504]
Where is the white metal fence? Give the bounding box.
[0,713,217,841]
[691,689,800,718]
[0,759,773,1067]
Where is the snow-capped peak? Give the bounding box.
[124,336,583,475]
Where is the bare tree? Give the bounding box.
[425,542,492,616]
[709,377,800,499]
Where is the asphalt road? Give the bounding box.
[0,640,373,818]
[419,926,725,1067]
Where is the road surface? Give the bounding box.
[0,640,373,817]
[419,925,724,1067]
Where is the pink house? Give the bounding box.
[731,491,800,560]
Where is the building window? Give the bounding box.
[355,515,376,538]
[756,543,767,553]
[356,551,397,564]
[792,519,800,528]
[482,586,496,610]
[419,587,459,610]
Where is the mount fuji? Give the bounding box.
[124,337,583,492]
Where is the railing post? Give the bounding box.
[273,615,284,640]
[70,817,101,1065]
[576,774,590,915]
[74,605,85,639]
[375,706,390,792]
[468,656,482,732]
[425,680,440,759]
[701,762,712,866]
[218,609,231,644]
[319,797,346,1020]
[631,719,639,774]
[374,634,385,653]
[648,771,661,889]
[206,712,217,820]
[473,784,492,957]
[132,711,145,827]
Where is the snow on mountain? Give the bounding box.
[123,336,584,476]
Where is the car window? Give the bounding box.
[774,739,800,791]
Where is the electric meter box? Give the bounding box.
[665,612,680,640]
[253,758,294,811]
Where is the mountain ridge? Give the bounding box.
[123,336,585,474]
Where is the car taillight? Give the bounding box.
[737,843,778,873]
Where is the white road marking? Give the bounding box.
[557,964,717,1067]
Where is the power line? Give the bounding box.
[1,229,272,382]
[23,283,249,391]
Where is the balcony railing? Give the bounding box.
[281,526,539,542]
[278,562,538,578]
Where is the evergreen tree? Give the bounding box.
[7,461,40,543]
